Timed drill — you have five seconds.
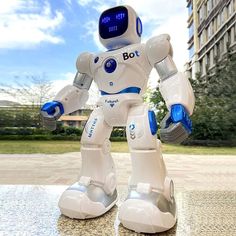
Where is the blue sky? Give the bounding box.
[0,0,188,101]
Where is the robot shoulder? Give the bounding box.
[76,52,94,76]
[145,34,172,66]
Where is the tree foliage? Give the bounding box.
[0,107,43,128]
[190,50,236,141]
[149,85,168,124]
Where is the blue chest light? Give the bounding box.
[104,58,117,73]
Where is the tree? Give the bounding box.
[0,74,54,107]
[190,48,236,142]
[149,85,168,123]
[0,74,55,127]
[148,48,236,144]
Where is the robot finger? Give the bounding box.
[160,122,189,144]
[42,119,57,131]
[40,107,61,131]
[160,112,172,129]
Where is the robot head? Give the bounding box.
[99,5,142,50]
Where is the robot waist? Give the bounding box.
[100,86,141,96]
[97,92,143,126]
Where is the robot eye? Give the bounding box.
[99,6,128,39]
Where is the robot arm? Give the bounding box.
[146,34,195,143]
[41,52,93,130]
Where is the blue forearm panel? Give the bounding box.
[170,104,192,133]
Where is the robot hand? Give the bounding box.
[160,104,192,144]
[40,101,64,131]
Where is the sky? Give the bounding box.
[0,0,189,104]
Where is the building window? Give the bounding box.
[215,43,220,58]
[207,23,213,39]
[199,59,203,74]
[213,0,218,7]
[224,33,228,52]
[189,23,194,38]
[220,39,224,56]
[228,0,234,16]
[210,50,214,68]
[199,32,204,48]
[216,42,220,57]
[224,6,228,20]
[229,28,233,45]
[205,53,210,71]
[217,13,221,29]
[221,10,225,25]
[207,0,213,15]
[213,45,217,61]
[68,121,76,127]
[234,24,236,41]
[188,3,193,16]
[198,5,205,23]
[189,45,194,59]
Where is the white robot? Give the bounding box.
[41,5,194,234]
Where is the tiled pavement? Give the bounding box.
[0,152,236,191]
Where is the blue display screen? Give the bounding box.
[99,6,128,39]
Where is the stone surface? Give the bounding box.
[0,185,236,236]
[0,153,236,235]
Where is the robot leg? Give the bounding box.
[118,104,176,233]
[58,107,117,219]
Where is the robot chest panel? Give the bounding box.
[91,44,151,93]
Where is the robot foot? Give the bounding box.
[58,182,118,219]
[118,186,177,233]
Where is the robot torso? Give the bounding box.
[90,43,152,96]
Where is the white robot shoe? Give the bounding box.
[58,182,118,219]
[118,186,177,233]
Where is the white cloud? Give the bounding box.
[0,0,64,49]
[148,14,189,71]
[77,0,114,12]
[82,20,106,51]
[119,0,185,24]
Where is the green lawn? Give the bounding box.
[0,140,235,155]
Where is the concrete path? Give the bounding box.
[0,153,236,190]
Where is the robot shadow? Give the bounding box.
[56,205,177,235]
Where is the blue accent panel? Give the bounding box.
[136,17,142,37]
[148,110,158,135]
[41,101,64,115]
[101,87,141,95]
[104,58,117,73]
[170,104,192,133]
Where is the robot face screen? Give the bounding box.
[99,6,128,39]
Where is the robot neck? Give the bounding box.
[107,41,131,51]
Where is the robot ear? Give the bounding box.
[136,17,142,37]
[169,44,173,57]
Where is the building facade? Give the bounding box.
[186,0,236,78]
[59,108,92,128]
